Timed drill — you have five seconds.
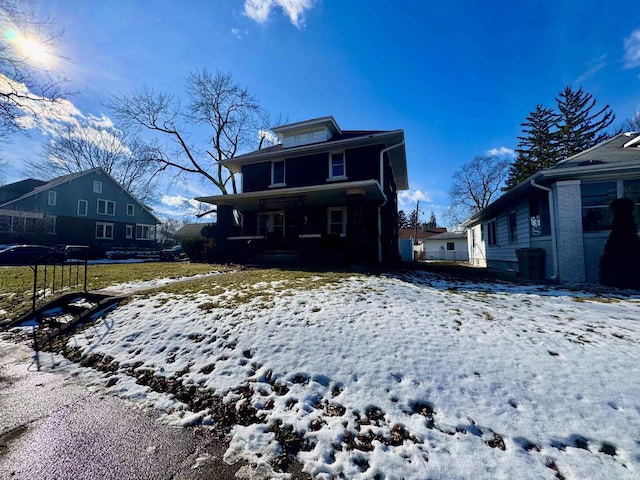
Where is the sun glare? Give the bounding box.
[5,28,56,68]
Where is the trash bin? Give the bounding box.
[516,248,546,280]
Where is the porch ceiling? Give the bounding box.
[196,180,385,211]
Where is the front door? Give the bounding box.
[258,211,285,239]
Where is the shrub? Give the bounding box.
[599,197,640,289]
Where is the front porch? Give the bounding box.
[198,180,398,266]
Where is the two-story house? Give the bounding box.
[196,116,408,265]
[0,168,160,249]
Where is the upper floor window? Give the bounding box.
[97,199,115,216]
[93,180,103,194]
[508,210,518,243]
[529,194,551,237]
[581,181,616,231]
[328,151,346,180]
[486,219,497,246]
[271,160,285,186]
[48,191,57,206]
[127,203,135,216]
[327,207,347,235]
[77,199,88,216]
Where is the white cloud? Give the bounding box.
[575,54,607,83]
[486,146,515,158]
[397,189,432,212]
[244,0,313,28]
[623,28,640,69]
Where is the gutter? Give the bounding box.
[378,140,405,262]
[530,179,558,280]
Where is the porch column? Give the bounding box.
[215,204,234,261]
[346,188,367,265]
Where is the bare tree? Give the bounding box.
[24,119,158,202]
[109,69,278,201]
[447,154,510,225]
[0,0,66,140]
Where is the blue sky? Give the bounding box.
[3,0,640,226]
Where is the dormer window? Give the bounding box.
[328,151,346,181]
[271,160,285,187]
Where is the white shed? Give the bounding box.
[422,232,468,261]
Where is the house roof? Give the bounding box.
[0,167,161,223]
[197,179,386,211]
[225,128,408,191]
[175,223,214,238]
[398,227,447,240]
[463,132,640,227]
[423,232,467,241]
[272,116,342,138]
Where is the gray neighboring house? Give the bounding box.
[463,132,640,284]
[0,168,160,248]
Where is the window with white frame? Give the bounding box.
[258,211,285,237]
[97,199,115,216]
[127,203,135,216]
[135,224,156,240]
[95,222,114,239]
[327,207,347,235]
[328,151,346,180]
[45,215,56,234]
[508,210,518,243]
[125,225,133,239]
[77,199,88,216]
[48,191,57,206]
[623,179,640,230]
[271,160,285,186]
[529,194,551,237]
[581,181,617,231]
[486,219,497,246]
[93,180,102,193]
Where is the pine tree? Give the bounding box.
[505,105,560,190]
[505,88,615,191]
[397,210,410,229]
[426,211,437,228]
[555,86,614,159]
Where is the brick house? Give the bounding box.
[463,132,640,284]
[196,116,408,265]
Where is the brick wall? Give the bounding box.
[554,180,586,283]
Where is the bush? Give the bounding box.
[180,238,204,262]
[599,197,640,289]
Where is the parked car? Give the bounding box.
[159,245,187,262]
[0,245,66,266]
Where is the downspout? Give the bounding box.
[378,141,405,262]
[530,178,558,280]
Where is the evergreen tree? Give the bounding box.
[504,105,560,190]
[555,86,614,160]
[599,197,640,289]
[505,88,615,191]
[397,210,410,229]
[409,208,420,230]
[426,211,437,229]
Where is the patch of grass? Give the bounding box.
[572,296,620,304]
[0,262,230,326]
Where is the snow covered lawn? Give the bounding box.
[30,270,640,479]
